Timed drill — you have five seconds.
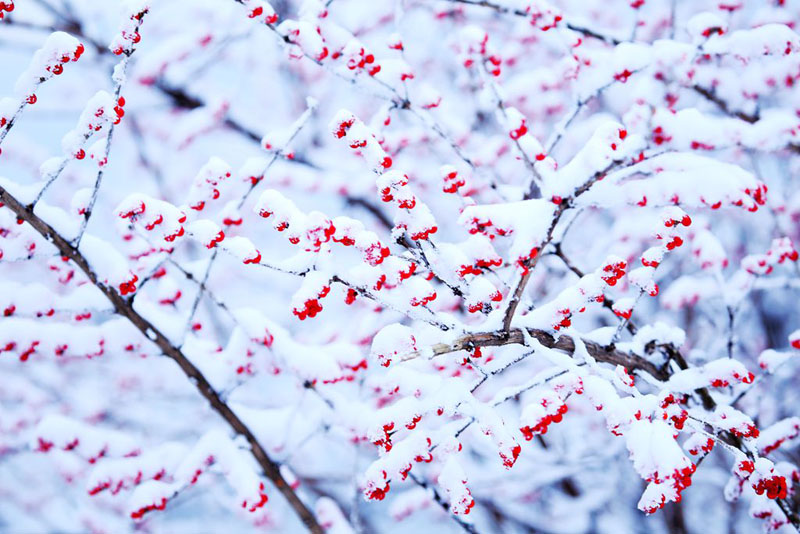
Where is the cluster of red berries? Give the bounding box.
[243,483,269,512]
[601,258,627,286]
[614,68,634,83]
[458,255,503,277]
[761,421,800,454]
[467,290,502,313]
[753,475,789,500]
[664,213,692,228]
[119,273,139,296]
[113,96,126,124]
[131,497,167,520]
[45,42,84,80]
[0,1,14,19]
[346,47,381,77]
[293,285,331,320]
[652,125,672,145]
[509,119,528,140]
[729,422,760,439]
[366,475,390,501]
[527,7,562,31]
[464,216,510,240]
[520,404,568,440]
[303,219,336,252]
[709,371,754,388]
[248,6,278,24]
[409,290,437,307]
[613,303,632,320]
[687,437,715,456]
[372,422,397,452]
[498,443,521,469]
[442,167,465,194]
[333,117,355,139]
[361,241,391,266]
[642,464,696,514]
[609,128,628,151]
[112,8,147,56]
[205,230,225,249]
[405,224,438,242]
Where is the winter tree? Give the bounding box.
[1,0,800,533]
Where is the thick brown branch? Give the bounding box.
[400,327,668,380]
[0,186,323,534]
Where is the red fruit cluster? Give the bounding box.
[131,498,167,520]
[520,404,568,439]
[118,200,146,220]
[19,341,40,362]
[690,140,715,150]
[738,460,755,475]
[366,477,390,501]
[745,184,768,207]
[408,225,437,241]
[527,9,562,31]
[761,420,800,454]
[753,475,788,500]
[293,285,330,320]
[485,54,502,76]
[467,290,502,313]
[458,256,502,278]
[304,220,335,252]
[652,125,672,145]
[248,6,278,24]
[347,47,380,76]
[500,443,521,469]
[362,241,391,266]
[464,216,511,240]
[687,437,715,456]
[205,230,225,249]
[0,1,15,19]
[243,483,269,512]
[552,306,579,330]
[119,273,139,296]
[344,288,358,305]
[112,8,147,56]
[641,256,660,268]
[730,423,760,439]
[113,96,126,124]
[334,117,355,139]
[601,259,627,286]
[43,44,83,84]
[613,306,632,320]
[666,408,688,430]
[442,169,465,194]
[516,247,539,274]
[372,422,396,451]
[664,213,692,228]
[710,370,754,388]
[614,68,633,83]
[509,119,527,140]
[410,290,436,307]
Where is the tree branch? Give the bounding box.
[446,0,621,45]
[0,185,324,534]
[398,327,668,380]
